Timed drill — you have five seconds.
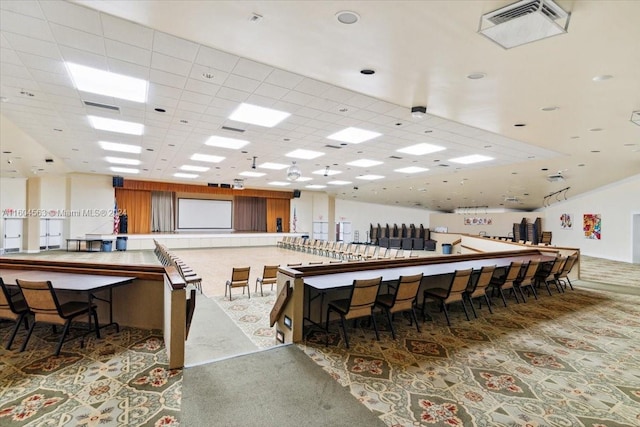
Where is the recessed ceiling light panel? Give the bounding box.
[268,181,291,186]
[286,149,325,160]
[228,103,291,127]
[180,165,209,172]
[239,171,266,177]
[346,159,383,167]
[98,141,142,154]
[258,162,289,170]
[449,154,494,164]
[66,62,148,103]
[110,166,139,174]
[312,169,341,176]
[190,153,225,163]
[395,166,429,174]
[89,116,144,135]
[327,180,352,185]
[174,172,198,179]
[105,156,140,165]
[306,184,326,189]
[327,127,381,144]
[205,135,250,150]
[397,143,446,156]
[356,175,385,180]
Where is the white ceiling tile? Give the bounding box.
[317,112,344,123]
[264,69,304,89]
[245,94,278,108]
[281,90,314,106]
[345,93,379,109]
[17,52,66,74]
[223,74,260,93]
[3,33,60,59]
[295,78,332,96]
[204,106,233,118]
[216,86,250,103]
[177,100,207,114]
[348,109,378,121]
[47,93,82,107]
[209,97,238,110]
[153,31,198,62]
[37,82,78,98]
[308,97,340,112]
[148,83,182,100]
[271,100,303,114]
[366,100,397,114]
[254,82,289,99]
[151,52,192,77]
[0,9,54,42]
[106,58,150,80]
[149,69,187,89]
[294,107,323,119]
[58,45,106,69]
[232,58,274,81]
[1,47,22,65]
[101,14,154,50]
[105,39,151,67]
[49,23,104,55]
[180,90,212,105]
[29,69,72,86]
[40,1,102,35]
[194,46,238,72]
[323,87,358,103]
[189,63,228,85]
[0,0,45,19]
[185,79,220,96]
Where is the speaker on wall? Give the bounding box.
[293,189,301,198]
[112,176,124,188]
[276,217,283,233]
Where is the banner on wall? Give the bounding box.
[583,214,601,240]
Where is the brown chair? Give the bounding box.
[422,269,473,326]
[489,261,524,306]
[175,261,202,293]
[375,273,423,339]
[535,256,565,295]
[555,254,578,290]
[514,260,540,302]
[255,265,278,296]
[16,279,99,356]
[463,265,497,317]
[0,277,31,350]
[325,277,382,348]
[225,267,251,301]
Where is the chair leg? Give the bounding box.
[528,284,538,300]
[55,321,72,356]
[565,277,574,290]
[325,306,332,347]
[340,316,349,348]
[247,284,250,299]
[441,301,451,326]
[410,308,421,333]
[460,298,471,321]
[371,313,379,341]
[516,286,527,303]
[20,320,37,352]
[384,309,395,339]
[92,308,101,338]
[543,280,553,296]
[467,295,478,318]
[255,279,260,296]
[498,288,508,307]
[484,294,493,314]
[5,313,27,350]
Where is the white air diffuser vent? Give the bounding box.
[479,0,570,49]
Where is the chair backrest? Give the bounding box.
[231,267,250,284]
[518,260,540,285]
[467,265,497,293]
[448,268,473,297]
[503,261,524,284]
[344,277,382,319]
[262,265,279,280]
[391,273,423,310]
[559,254,578,277]
[0,277,24,318]
[16,279,65,325]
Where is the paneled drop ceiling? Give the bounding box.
[1,0,638,211]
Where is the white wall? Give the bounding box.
[335,199,434,243]
[66,174,115,238]
[429,211,542,238]
[542,174,640,262]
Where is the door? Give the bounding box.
[3,218,23,252]
[48,219,63,249]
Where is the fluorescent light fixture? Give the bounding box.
[174,172,198,179]
[449,154,494,164]
[357,174,385,180]
[229,103,290,127]
[190,153,225,163]
[397,143,445,156]
[346,159,383,167]
[98,141,142,154]
[110,166,139,174]
[306,184,326,189]
[328,180,352,185]
[66,62,148,102]
[395,166,429,174]
[205,135,250,150]
[105,156,140,165]
[312,169,341,176]
[180,165,210,172]
[258,162,289,170]
[89,115,144,135]
[239,171,266,177]
[268,181,291,186]
[295,177,313,182]
[286,149,325,160]
[327,127,381,144]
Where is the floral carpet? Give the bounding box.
[298,287,640,426]
[0,325,181,426]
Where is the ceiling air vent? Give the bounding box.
[83,100,120,111]
[221,126,245,133]
[547,173,565,182]
[324,144,342,149]
[389,155,403,160]
[478,0,570,49]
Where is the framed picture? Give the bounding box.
[583,214,601,239]
[560,213,573,229]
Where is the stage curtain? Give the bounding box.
[115,189,151,234]
[151,191,174,232]
[266,198,290,233]
[234,196,267,231]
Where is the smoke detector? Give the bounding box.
[478,0,570,49]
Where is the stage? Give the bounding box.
[84,232,305,251]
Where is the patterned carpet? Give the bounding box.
[0,325,181,426]
[580,255,640,287]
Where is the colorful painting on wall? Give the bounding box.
[583,214,601,239]
[560,213,573,229]
[463,217,493,226]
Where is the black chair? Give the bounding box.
[375,273,423,339]
[423,269,473,326]
[463,265,497,317]
[0,277,31,350]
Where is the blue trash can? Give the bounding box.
[101,240,113,252]
[442,243,452,254]
[116,236,128,251]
